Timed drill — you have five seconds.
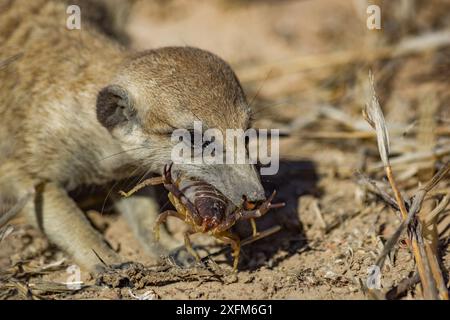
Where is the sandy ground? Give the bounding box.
[1,0,449,300]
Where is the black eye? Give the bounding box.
[188,129,212,149]
[244,135,250,147]
[186,129,202,155]
[202,140,211,149]
[188,130,195,144]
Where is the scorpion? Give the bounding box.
[119,163,284,270]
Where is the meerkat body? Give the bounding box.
[1,0,125,184]
[1,0,136,269]
[0,0,265,272]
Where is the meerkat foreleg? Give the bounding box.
[25,182,121,273]
[115,189,180,259]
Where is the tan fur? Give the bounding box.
[0,0,264,272]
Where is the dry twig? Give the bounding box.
[363,72,448,300]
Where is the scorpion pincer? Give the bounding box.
[119,163,284,270]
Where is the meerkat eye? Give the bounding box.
[187,129,195,142]
[244,135,250,147]
[189,130,212,149]
[185,129,211,153]
[202,140,211,149]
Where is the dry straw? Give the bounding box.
[363,71,448,300]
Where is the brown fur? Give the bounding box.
[0,0,264,272]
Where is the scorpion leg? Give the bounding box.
[216,232,241,271]
[163,165,203,226]
[153,210,185,241]
[241,190,285,220]
[184,231,202,263]
[215,209,256,237]
[249,218,259,237]
[243,197,259,236]
[165,184,203,226]
[119,176,164,197]
[167,193,188,218]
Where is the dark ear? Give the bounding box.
[96,85,136,130]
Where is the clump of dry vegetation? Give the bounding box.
[360,71,448,299]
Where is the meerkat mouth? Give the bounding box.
[119,162,284,270]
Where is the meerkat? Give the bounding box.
[0,0,265,273]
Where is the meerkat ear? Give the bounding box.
[96,84,136,130]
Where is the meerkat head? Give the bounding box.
[96,46,265,205]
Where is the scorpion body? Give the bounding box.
[120,163,284,270]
